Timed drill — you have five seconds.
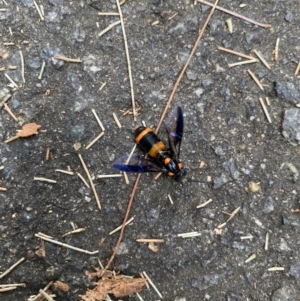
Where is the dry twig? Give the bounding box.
[54,54,82,63]
[116,0,136,120]
[35,233,98,255]
[78,154,101,210]
[0,257,25,279]
[197,0,272,28]
[104,0,220,273]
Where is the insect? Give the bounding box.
[113,106,187,181]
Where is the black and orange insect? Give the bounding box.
[113,106,187,181]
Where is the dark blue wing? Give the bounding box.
[164,106,184,146]
[164,106,184,157]
[112,155,163,173]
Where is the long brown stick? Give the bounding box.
[156,0,220,132]
[103,0,220,273]
[197,0,272,29]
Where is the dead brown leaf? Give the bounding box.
[17,123,41,137]
[53,280,70,292]
[81,277,146,301]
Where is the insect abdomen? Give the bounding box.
[134,126,166,159]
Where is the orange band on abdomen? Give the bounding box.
[135,127,153,143]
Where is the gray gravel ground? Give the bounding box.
[1,0,300,300]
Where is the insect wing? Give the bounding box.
[164,106,184,157]
[113,155,162,173]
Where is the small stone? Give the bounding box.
[28,57,42,69]
[69,124,85,141]
[40,46,65,70]
[186,69,198,80]
[219,86,231,101]
[245,32,255,44]
[272,284,299,301]
[116,242,129,255]
[285,11,293,22]
[262,197,274,214]
[275,82,299,105]
[213,173,229,189]
[282,108,300,146]
[202,78,214,88]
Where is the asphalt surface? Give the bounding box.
[1,0,300,300]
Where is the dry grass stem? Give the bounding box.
[167,194,174,204]
[19,50,25,83]
[54,54,82,63]
[8,65,17,69]
[253,49,271,69]
[123,171,129,184]
[62,228,86,237]
[226,18,233,33]
[142,271,163,299]
[265,232,269,251]
[35,233,99,254]
[154,172,162,180]
[136,239,164,243]
[0,67,5,71]
[98,12,119,16]
[55,169,74,175]
[245,253,256,263]
[274,38,280,61]
[197,198,213,208]
[4,73,18,88]
[265,97,270,106]
[40,5,44,16]
[4,103,18,121]
[197,0,271,28]
[77,172,90,189]
[295,61,300,76]
[27,281,53,301]
[177,231,198,237]
[240,235,253,240]
[33,0,44,21]
[98,20,121,37]
[33,177,57,183]
[38,61,45,79]
[226,206,241,223]
[179,232,201,238]
[85,132,104,149]
[247,69,264,91]
[116,0,136,120]
[168,13,178,20]
[99,82,106,90]
[228,59,257,68]
[0,257,25,279]
[0,93,11,108]
[0,287,17,292]
[0,283,26,288]
[3,42,15,46]
[136,292,145,301]
[259,97,272,123]
[78,154,101,210]
[109,216,134,235]
[218,46,257,61]
[0,187,7,191]
[125,143,137,165]
[92,109,105,131]
[113,112,122,128]
[39,289,54,301]
[0,8,7,11]
[96,174,123,179]
[268,267,284,271]
[46,147,50,161]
